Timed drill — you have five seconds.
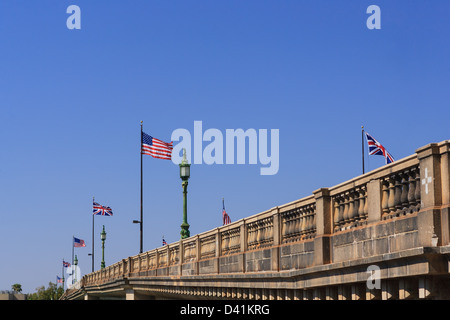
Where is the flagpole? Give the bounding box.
[140,121,143,254]
[71,236,74,285]
[92,196,95,272]
[61,259,64,289]
[72,236,74,267]
[362,126,365,174]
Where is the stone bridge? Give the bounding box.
[61,140,450,300]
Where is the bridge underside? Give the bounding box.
[66,246,450,300]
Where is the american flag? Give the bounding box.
[73,237,86,248]
[57,276,63,284]
[141,132,173,160]
[162,237,167,246]
[93,201,113,216]
[365,132,395,164]
[222,198,231,225]
[63,260,71,268]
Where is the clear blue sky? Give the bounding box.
[0,1,449,293]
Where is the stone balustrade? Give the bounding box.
[79,140,450,298]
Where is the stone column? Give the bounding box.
[215,228,221,274]
[179,239,184,276]
[272,207,280,271]
[240,219,247,273]
[416,143,443,247]
[313,188,331,266]
[367,179,382,223]
[195,235,200,275]
[439,141,450,245]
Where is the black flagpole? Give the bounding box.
[92,196,95,272]
[362,126,365,174]
[71,236,74,284]
[140,121,143,254]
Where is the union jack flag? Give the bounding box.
[365,132,395,164]
[93,201,113,216]
[142,132,173,160]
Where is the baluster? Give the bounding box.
[281,213,287,241]
[343,192,350,226]
[348,191,355,223]
[414,168,421,210]
[294,209,300,238]
[333,196,341,231]
[407,169,416,212]
[298,207,305,235]
[388,177,396,215]
[311,205,316,235]
[382,179,389,218]
[285,213,292,239]
[353,189,360,224]
[304,207,310,234]
[394,174,403,213]
[307,207,313,235]
[400,172,409,211]
[357,187,364,223]
[363,185,368,219]
[338,195,345,229]
[267,218,273,244]
[304,206,310,236]
[291,212,296,238]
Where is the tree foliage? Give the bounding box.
[27,282,64,300]
[11,283,22,293]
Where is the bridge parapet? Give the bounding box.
[76,140,450,300]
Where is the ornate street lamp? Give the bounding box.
[100,225,107,269]
[179,148,190,239]
[73,255,78,284]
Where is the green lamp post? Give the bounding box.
[73,255,78,284]
[179,148,191,239]
[100,225,106,269]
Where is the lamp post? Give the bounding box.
[132,219,142,253]
[73,255,78,284]
[100,225,106,269]
[179,148,190,239]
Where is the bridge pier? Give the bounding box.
[84,293,99,300]
[125,289,154,300]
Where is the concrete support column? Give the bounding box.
[240,219,247,273]
[351,284,365,300]
[179,239,184,276]
[326,286,337,300]
[215,228,221,274]
[381,280,398,300]
[125,289,148,300]
[367,179,382,223]
[195,235,200,275]
[272,207,280,272]
[313,188,332,266]
[439,141,450,245]
[248,288,254,300]
[419,277,432,299]
[292,289,301,300]
[399,278,417,300]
